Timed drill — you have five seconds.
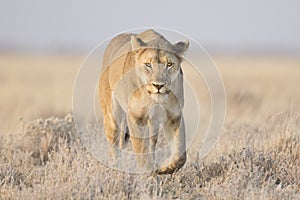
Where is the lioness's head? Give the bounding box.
[131,32,189,101]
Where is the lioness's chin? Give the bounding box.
[149,93,168,103]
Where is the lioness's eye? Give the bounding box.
[166,62,174,68]
[144,63,152,68]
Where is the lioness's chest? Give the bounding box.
[128,101,167,126]
[128,92,180,126]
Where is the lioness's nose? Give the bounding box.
[152,82,166,90]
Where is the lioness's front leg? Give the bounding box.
[157,116,186,174]
[127,114,156,171]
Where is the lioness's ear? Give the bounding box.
[131,35,146,51]
[173,40,189,55]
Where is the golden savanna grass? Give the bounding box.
[0,54,299,199]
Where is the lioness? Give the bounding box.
[99,29,189,174]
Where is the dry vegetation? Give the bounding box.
[0,54,299,199]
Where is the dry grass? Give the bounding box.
[0,54,300,199]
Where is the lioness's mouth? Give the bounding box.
[148,90,170,95]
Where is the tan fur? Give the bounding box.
[98,29,189,174]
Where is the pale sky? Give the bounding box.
[1,0,300,53]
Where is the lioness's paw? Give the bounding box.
[156,166,177,175]
[156,155,186,175]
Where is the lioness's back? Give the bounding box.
[102,33,132,68]
[102,30,164,68]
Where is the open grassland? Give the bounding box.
[0,54,299,199]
